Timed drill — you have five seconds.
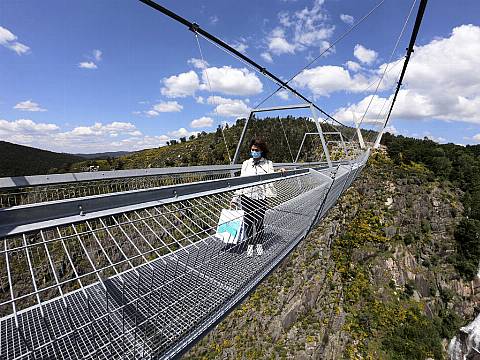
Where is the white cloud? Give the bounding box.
[152,101,183,113]
[190,116,214,128]
[473,134,480,142]
[78,49,103,69]
[0,26,16,43]
[335,25,480,125]
[333,94,389,124]
[268,28,296,55]
[13,100,47,112]
[78,61,97,69]
[208,96,251,118]
[0,26,30,55]
[144,110,159,117]
[354,44,378,65]
[265,0,334,57]
[0,119,58,135]
[201,66,263,96]
[167,127,197,138]
[161,70,200,98]
[346,60,361,72]
[384,125,398,135]
[141,100,183,117]
[293,65,371,97]
[188,58,208,69]
[231,40,248,53]
[210,15,219,25]
[0,118,179,152]
[93,49,102,62]
[340,14,354,25]
[277,90,289,100]
[261,52,273,63]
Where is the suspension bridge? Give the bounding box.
[0,0,428,358]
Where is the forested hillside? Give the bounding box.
[382,133,480,281]
[67,117,375,172]
[0,141,82,177]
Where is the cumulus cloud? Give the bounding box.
[0,119,58,134]
[188,58,208,69]
[167,127,197,138]
[14,100,47,112]
[0,118,176,152]
[261,52,273,63]
[353,44,378,65]
[190,116,214,128]
[334,25,480,125]
[268,28,296,55]
[78,61,97,69]
[333,94,389,124]
[200,66,263,96]
[208,96,251,118]
[161,70,200,98]
[93,49,102,62]
[346,60,361,72]
[78,49,103,69]
[142,101,183,117]
[277,90,289,100]
[0,26,30,55]
[265,0,334,57]
[473,134,480,142]
[231,39,248,53]
[153,101,183,113]
[293,65,371,97]
[340,14,354,25]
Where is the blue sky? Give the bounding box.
[1,0,480,153]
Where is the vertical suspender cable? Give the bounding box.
[194,33,233,163]
[358,0,418,130]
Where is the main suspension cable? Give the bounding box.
[377,0,429,142]
[138,0,350,131]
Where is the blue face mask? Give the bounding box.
[251,150,262,159]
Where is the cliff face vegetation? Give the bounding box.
[184,150,478,359]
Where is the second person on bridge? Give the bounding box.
[232,138,277,257]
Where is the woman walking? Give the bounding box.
[232,138,276,257]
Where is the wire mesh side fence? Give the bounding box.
[0,162,331,209]
[0,169,237,209]
[0,152,368,359]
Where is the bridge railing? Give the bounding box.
[0,150,369,360]
[0,161,338,208]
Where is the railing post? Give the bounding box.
[310,104,332,169]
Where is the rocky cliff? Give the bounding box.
[184,151,479,359]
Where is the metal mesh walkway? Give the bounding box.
[0,152,368,359]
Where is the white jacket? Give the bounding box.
[234,158,277,200]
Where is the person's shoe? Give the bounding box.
[256,244,263,256]
[247,245,254,257]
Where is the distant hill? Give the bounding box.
[74,151,132,160]
[0,141,83,177]
[67,117,375,172]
